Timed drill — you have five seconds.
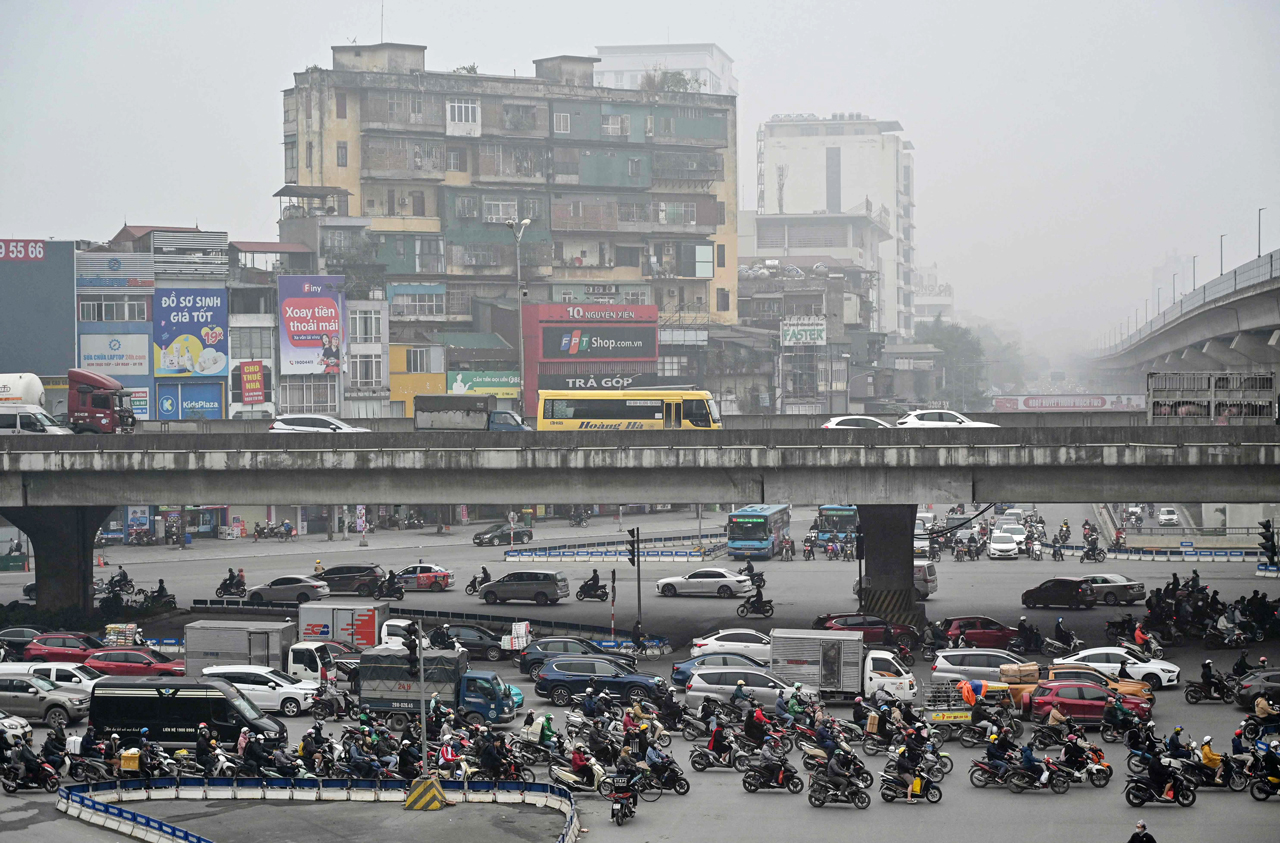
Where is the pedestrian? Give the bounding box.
[1126,820,1155,843]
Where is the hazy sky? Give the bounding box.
[2,0,1277,358]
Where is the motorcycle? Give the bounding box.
[465,574,491,596]
[737,596,774,618]
[968,758,1014,788]
[1039,634,1084,658]
[737,566,766,589]
[138,590,177,611]
[894,642,916,667]
[312,683,353,720]
[878,769,942,803]
[1124,774,1196,807]
[1029,539,1043,561]
[1240,714,1280,742]
[1,761,60,794]
[639,758,690,795]
[1080,545,1107,563]
[1183,676,1235,705]
[547,754,611,795]
[861,731,895,756]
[690,736,753,773]
[1251,774,1280,802]
[609,776,637,825]
[374,580,406,600]
[1030,723,1073,751]
[127,530,158,546]
[884,743,953,781]
[576,582,609,602]
[1203,627,1248,650]
[1005,763,1071,794]
[741,759,804,794]
[807,769,871,809]
[216,580,247,598]
[802,542,816,561]
[1180,758,1247,792]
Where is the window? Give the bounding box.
[717,288,730,311]
[657,116,675,135]
[388,91,408,119]
[278,374,338,414]
[393,293,445,318]
[800,125,820,136]
[655,202,696,225]
[456,244,499,266]
[717,201,726,225]
[415,236,445,273]
[622,287,647,305]
[569,200,583,218]
[615,246,641,267]
[522,197,543,220]
[329,140,346,168]
[657,356,689,377]
[305,141,313,169]
[447,288,472,313]
[284,140,298,170]
[559,288,575,303]
[446,147,467,171]
[601,114,630,136]
[412,94,423,115]
[717,244,726,267]
[349,354,383,388]
[447,97,479,124]
[336,92,347,119]
[645,114,654,136]
[406,347,435,373]
[627,158,641,177]
[79,294,148,322]
[229,327,275,360]
[553,112,571,133]
[502,104,537,130]
[617,202,648,223]
[455,195,479,218]
[483,199,518,223]
[348,310,383,344]
[283,97,296,123]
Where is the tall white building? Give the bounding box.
[912,262,954,325]
[754,112,916,337]
[593,44,738,96]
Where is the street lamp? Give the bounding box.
[505,218,531,414]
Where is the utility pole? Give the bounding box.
[1220,234,1226,276]
[1192,255,1197,290]
[1261,208,1268,258]
[506,218,531,415]
[628,528,642,629]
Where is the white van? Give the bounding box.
[914,561,939,600]
[0,404,72,435]
[0,662,106,694]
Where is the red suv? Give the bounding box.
[23,632,107,663]
[941,616,1021,649]
[84,647,186,677]
[1028,680,1151,724]
[811,613,919,648]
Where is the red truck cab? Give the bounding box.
[67,369,136,433]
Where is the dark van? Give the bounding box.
[90,676,286,749]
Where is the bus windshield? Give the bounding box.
[728,518,770,541]
[818,512,859,533]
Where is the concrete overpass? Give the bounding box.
[4,427,1279,619]
[1093,248,1280,374]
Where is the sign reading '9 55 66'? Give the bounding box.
[0,240,45,260]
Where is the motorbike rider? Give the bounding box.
[194,723,216,776]
[742,703,767,747]
[583,568,601,596]
[815,718,838,759]
[707,719,731,765]
[1188,569,1201,592]
[1146,745,1178,801]
[1200,735,1229,784]
[347,734,381,779]
[1234,650,1257,678]
[479,565,490,585]
[14,736,42,782]
[1019,743,1050,787]
[538,713,558,750]
[478,732,504,779]
[219,567,238,592]
[772,690,795,730]
[826,747,856,800]
[377,567,398,598]
[1053,618,1072,647]
[236,568,246,588]
[730,679,753,714]
[895,741,922,804]
[109,565,130,590]
[429,624,454,650]
[746,581,768,615]
[1255,691,1280,729]
[1103,697,1138,734]
[985,734,1011,780]
[759,735,787,787]
[569,743,597,788]
[659,688,683,729]
[848,696,869,730]
[971,695,997,738]
[645,742,673,783]
[437,737,463,778]
[1045,703,1073,742]
[1166,726,1192,760]
[581,686,599,718]
[1200,659,1227,699]
[1060,733,1089,775]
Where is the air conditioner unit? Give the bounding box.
[398,197,408,206]
[483,215,505,223]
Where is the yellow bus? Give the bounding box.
[536,390,722,431]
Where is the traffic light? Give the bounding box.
[1259,520,1277,565]
[627,528,640,567]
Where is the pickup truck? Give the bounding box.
[768,628,917,702]
[356,645,518,731]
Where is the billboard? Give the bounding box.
[278,276,346,375]
[79,333,150,376]
[532,303,659,322]
[154,288,228,377]
[541,325,657,360]
[538,371,658,391]
[992,394,1147,412]
[781,317,827,347]
[446,371,520,397]
[239,361,266,404]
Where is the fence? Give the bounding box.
[58,777,582,843]
[501,532,727,564]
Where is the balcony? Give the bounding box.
[659,302,711,326]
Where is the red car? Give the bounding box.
[811,613,919,647]
[941,616,1021,650]
[1027,680,1151,724]
[84,647,186,677]
[23,632,107,663]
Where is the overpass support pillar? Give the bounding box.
[0,506,113,615]
[858,504,926,628]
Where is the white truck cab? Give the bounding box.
[865,649,916,700]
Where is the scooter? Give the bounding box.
[547,753,610,795]
[690,736,753,773]
[1080,545,1107,563]
[878,768,942,803]
[609,776,637,825]
[215,580,247,598]
[1004,762,1071,794]
[569,514,591,528]
[1,760,60,793]
[1123,773,1196,807]
[576,582,609,601]
[736,596,774,618]
[1183,675,1235,704]
[807,769,871,808]
[465,574,491,596]
[374,580,406,600]
[741,759,804,794]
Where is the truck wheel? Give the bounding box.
[483,591,498,604]
[386,713,409,731]
[44,706,69,730]
[465,711,485,726]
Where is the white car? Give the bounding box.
[987,532,1019,559]
[201,665,319,716]
[1002,523,1028,551]
[895,410,999,428]
[24,662,106,695]
[0,707,32,745]
[269,414,370,433]
[657,568,753,598]
[821,415,893,430]
[689,628,771,660]
[1158,507,1179,526]
[685,665,817,706]
[1054,647,1181,689]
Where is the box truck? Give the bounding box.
[413,394,530,431]
[298,600,389,648]
[184,619,336,684]
[768,628,917,702]
[356,645,517,730]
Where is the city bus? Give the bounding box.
[536,390,721,431]
[727,504,792,560]
[807,504,860,543]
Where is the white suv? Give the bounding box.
[685,665,816,706]
[1158,507,1179,526]
[201,665,318,716]
[269,414,370,433]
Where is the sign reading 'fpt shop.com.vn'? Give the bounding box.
[278,276,346,375]
[781,317,827,347]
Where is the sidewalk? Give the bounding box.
[90,509,729,567]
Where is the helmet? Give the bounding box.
[1001,727,1012,736]
[737,680,745,686]
[1235,729,1243,737]
[906,728,916,736]
[1066,734,1077,742]
[443,624,450,630]
[1203,735,1212,744]
[1020,616,1027,622]
[431,692,439,699]
[111,734,120,740]
[401,740,410,747]
[198,722,207,728]
[793,682,802,690]
[1204,660,1212,666]
[361,704,370,712]
[254,734,263,742]
[585,687,594,695]
[1262,657,1269,665]
[1057,617,1063,623]
[546,714,554,721]
[140,728,148,736]
[1175,725,1183,733]
[988,734,999,744]
[1271,740,1280,751]
[854,696,863,703]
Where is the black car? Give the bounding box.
[427,624,508,662]
[0,625,50,650]
[314,564,386,596]
[533,656,666,706]
[472,523,533,546]
[21,582,37,601]
[1021,577,1097,609]
[1236,669,1280,709]
[518,636,638,678]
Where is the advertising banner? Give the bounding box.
[541,325,657,360]
[533,303,658,322]
[278,276,346,375]
[79,334,150,376]
[992,394,1147,412]
[538,372,658,391]
[446,371,520,397]
[127,388,150,420]
[781,317,827,347]
[239,361,266,404]
[153,288,229,377]
[157,381,224,420]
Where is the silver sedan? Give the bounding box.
[655,568,753,598]
[247,575,331,604]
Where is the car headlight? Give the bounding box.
[263,731,279,739]
[74,697,90,706]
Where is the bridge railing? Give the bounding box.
[1097,249,1279,357]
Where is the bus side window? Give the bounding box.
[683,400,711,428]
[664,402,682,429]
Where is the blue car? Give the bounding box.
[670,652,769,688]
[534,656,667,707]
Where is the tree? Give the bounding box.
[639,67,703,92]
[916,316,986,411]
[452,63,479,74]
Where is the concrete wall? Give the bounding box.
[722,411,1148,429]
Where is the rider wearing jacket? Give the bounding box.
[826,748,855,798]
[760,736,787,786]
[773,690,794,729]
[985,735,1011,779]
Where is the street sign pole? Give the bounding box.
[610,568,617,638]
